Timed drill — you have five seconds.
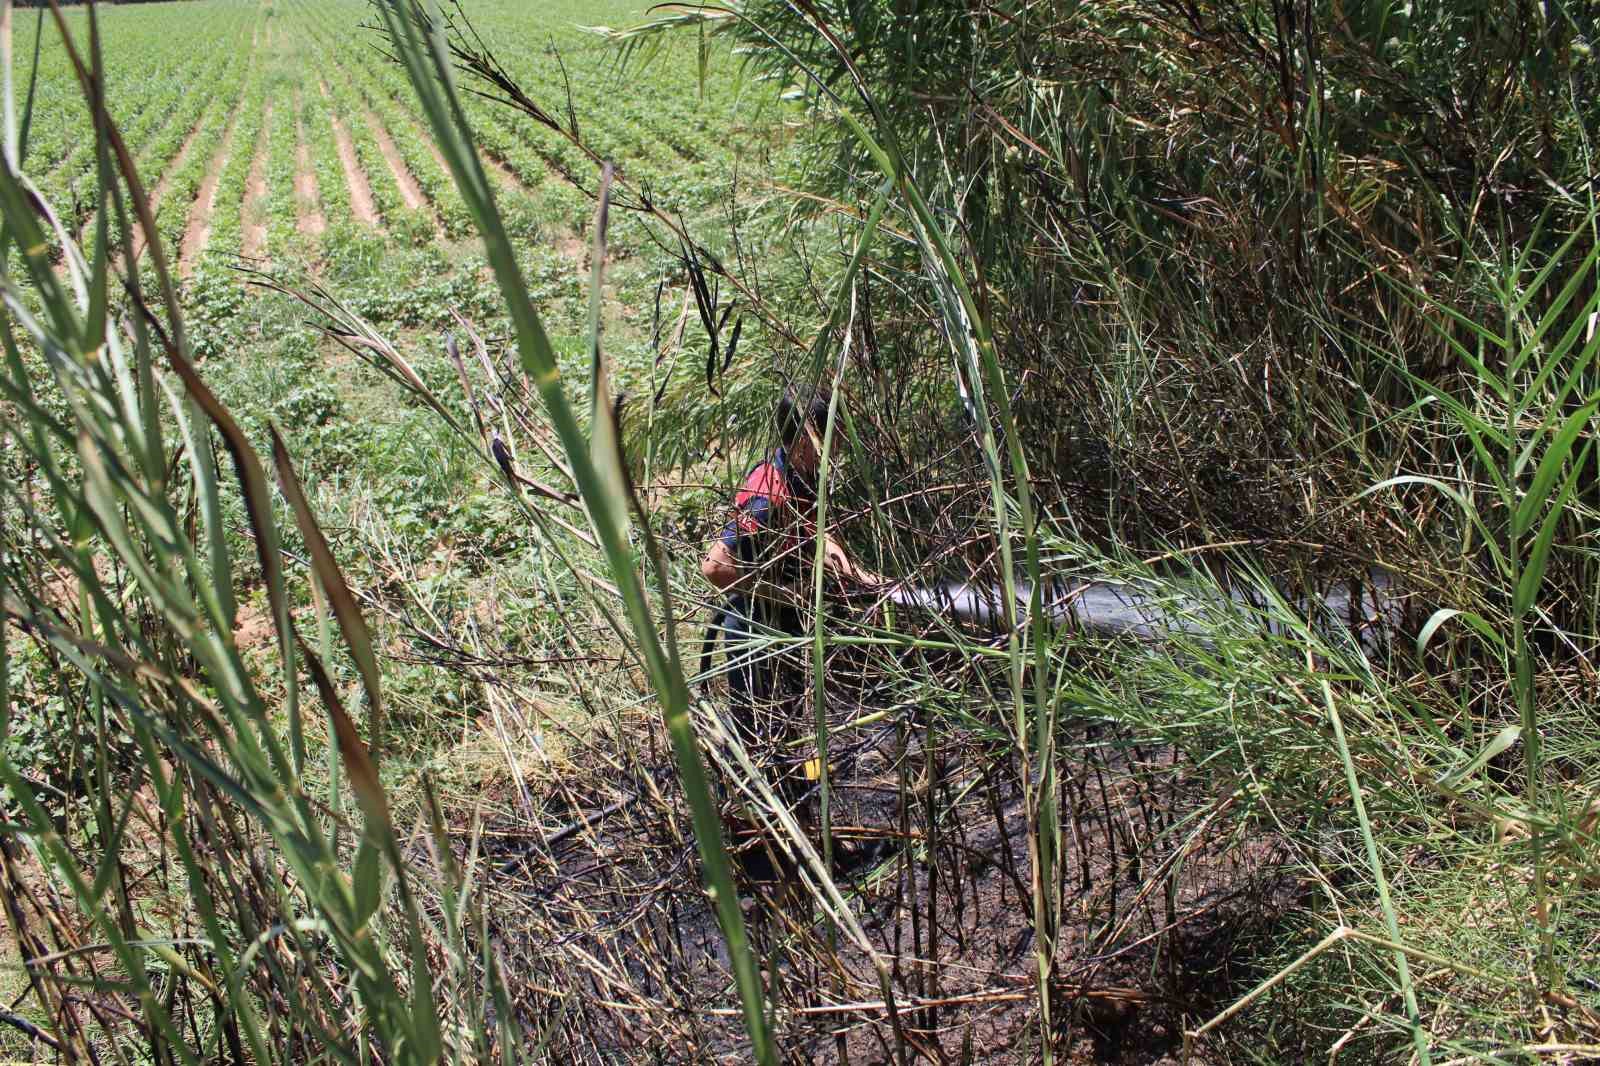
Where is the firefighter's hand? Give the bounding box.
[822,533,890,590]
[851,569,891,591]
[823,542,871,585]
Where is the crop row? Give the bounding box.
[37,5,258,241]
[266,5,432,245]
[97,77,224,253]
[145,59,256,261]
[452,0,759,202]
[296,10,471,238]
[299,81,358,246]
[60,40,255,263]
[196,67,272,272]
[22,4,239,183]
[280,0,558,247]
[293,0,554,244]
[263,85,305,258]
[285,0,753,236]
[320,67,435,244]
[26,0,788,278]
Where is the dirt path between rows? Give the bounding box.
[177,100,247,276]
[320,83,378,226]
[555,233,586,264]
[128,112,209,262]
[407,111,534,199]
[415,123,454,184]
[482,152,535,196]
[293,106,326,236]
[366,112,428,212]
[240,105,272,259]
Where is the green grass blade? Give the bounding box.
[1508,211,1594,324]
[270,424,382,764]
[1320,678,1432,1065]
[1436,724,1523,791]
[373,3,775,1058]
[173,398,237,638]
[1513,397,1600,537]
[1514,443,1590,616]
[1,0,14,167]
[1520,313,1600,427]
[1509,240,1600,378]
[1358,475,1508,575]
[1417,607,1506,656]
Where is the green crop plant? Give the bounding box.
[55,9,250,244]
[0,10,502,1064]
[167,64,264,269]
[197,63,271,271]
[299,11,475,238]
[299,78,357,245]
[262,81,301,257]
[28,3,245,227]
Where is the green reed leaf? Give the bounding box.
[1514,397,1599,537]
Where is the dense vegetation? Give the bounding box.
[2,0,1598,1063]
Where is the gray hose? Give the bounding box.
[882,569,1403,647]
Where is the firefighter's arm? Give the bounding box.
[701,539,808,603]
[701,540,744,592]
[705,491,809,600]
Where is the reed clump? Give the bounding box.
[598,0,1600,1058]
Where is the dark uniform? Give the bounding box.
[717,446,815,796]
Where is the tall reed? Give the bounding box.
[0,7,475,1061]
[1366,222,1600,986]
[369,1,777,1058]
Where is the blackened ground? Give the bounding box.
[459,710,1303,1065]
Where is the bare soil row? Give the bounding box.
[177,99,248,276]
[240,108,271,259]
[294,99,327,237]
[58,65,545,275]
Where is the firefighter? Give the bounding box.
[700,384,883,810]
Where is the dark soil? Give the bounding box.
[468,705,1301,1064]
